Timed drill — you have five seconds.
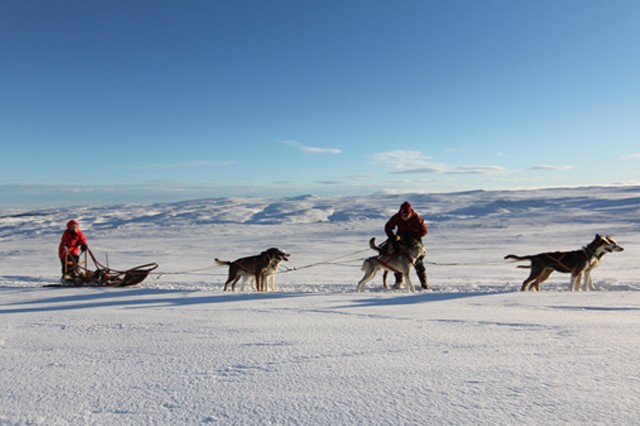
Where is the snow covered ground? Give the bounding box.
[1,186,639,425]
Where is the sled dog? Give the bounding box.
[239,255,288,291]
[582,235,624,291]
[358,237,425,293]
[505,234,623,291]
[367,237,409,289]
[215,247,289,292]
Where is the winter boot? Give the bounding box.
[418,271,429,289]
[392,272,404,289]
[415,262,429,289]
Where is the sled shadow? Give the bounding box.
[0,287,306,314]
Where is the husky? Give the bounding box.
[367,237,407,289]
[239,255,288,291]
[581,235,624,291]
[505,234,623,291]
[357,237,426,293]
[215,248,290,292]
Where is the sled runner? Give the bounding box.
[48,249,158,287]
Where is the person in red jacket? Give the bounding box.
[384,201,429,289]
[58,219,88,277]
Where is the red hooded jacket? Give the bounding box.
[58,220,88,260]
[385,201,428,240]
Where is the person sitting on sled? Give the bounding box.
[384,201,428,289]
[58,219,88,278]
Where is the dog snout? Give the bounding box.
[278,249,290,260]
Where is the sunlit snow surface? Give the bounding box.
[1,187,639,424]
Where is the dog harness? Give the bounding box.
[543,252,573,272]
[544,246,595,273]
[235,259,253,274]
[373,252,416,274]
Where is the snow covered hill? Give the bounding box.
[3,185,639,234]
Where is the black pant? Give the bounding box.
[414,255,426,275]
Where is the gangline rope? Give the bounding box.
[150,248,507,280]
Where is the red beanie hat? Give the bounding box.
[400,201,413,214]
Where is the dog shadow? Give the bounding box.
[340,291,501,309]
[0,287,306,315]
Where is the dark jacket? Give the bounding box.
[385,202,428,240]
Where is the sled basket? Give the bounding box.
[96,262,159,287]
[53,249,158,287]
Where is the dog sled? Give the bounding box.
[48,249,158,288]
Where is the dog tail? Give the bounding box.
[214,258,231,266]
[504,254,529,262]
[505,254,532,268]
[369,237,388,255]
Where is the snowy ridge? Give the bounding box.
[2,185,639,237]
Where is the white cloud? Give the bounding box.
[315,180,343,185]
[374,150,448,174]
[345,174,374,181]
[374,151,505,176]
[392,167,447,175]
[283,140,341,154]
[122,160,235,171]
[621,153,640,160]
[447,165,506,175]
[528,165,575,171]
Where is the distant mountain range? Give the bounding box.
[1,185,639,239]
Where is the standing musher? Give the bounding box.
[58,219,88,279]
[384,201,429,289]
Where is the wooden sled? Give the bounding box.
[49,249,158,288]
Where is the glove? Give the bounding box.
[80,244,88,252]
[391,235,400,250]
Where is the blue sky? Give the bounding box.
[1,1,639,208]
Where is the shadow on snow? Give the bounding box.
[0,287,307,314]
[0,286,511,314]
